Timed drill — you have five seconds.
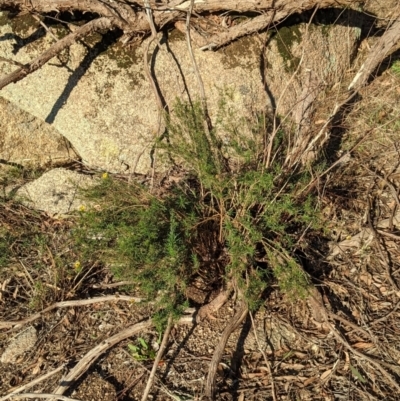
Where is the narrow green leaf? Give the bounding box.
[350,364,367,383]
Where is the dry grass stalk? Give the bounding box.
[0,365,66,401]
[0,295,144,329]
[52,313,195,396]
[140,315,173,401]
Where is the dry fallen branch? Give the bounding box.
[6,394,82,401]
[52,312,195,396]
[0,365,66,401]
[249,311,277,401]
[0,295,143,329]
[349,17,400,91]
[0,0,366,51]
[141,315,173,401]
[0,0,137,31]
[310,290,400,393]
[0,17,114,91]
[196,286,232,321]
[205,300,248,399]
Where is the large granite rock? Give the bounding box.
[0,11,360,216]
[0,97,76,168]
[16,168,95,215]
[0,12,267,175]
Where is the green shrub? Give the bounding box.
[75,99,320,323]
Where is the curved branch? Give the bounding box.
[205,300,248,399]
[0,0,367,45]
[52,313,195,396]
[0,17,113,91]
[0,295,143,329]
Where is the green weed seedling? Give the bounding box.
[391,60,400,77]
[128,337,157,361]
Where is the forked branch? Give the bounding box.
[0,17,114,91]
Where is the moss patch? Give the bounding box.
[0,11,10,27]
[9,13,40,37]
[168,28,185,43]
[221,36,259,69]
[273,25,302,73]
[103,42,139,69]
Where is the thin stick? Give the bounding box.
[143,0,165,190]
[16,258,35,291]
[31,13,58,42]
[249,312,277,401]
[366,198,400,292]
[141,315,173,401]
[91,281,135,289]
[0,295,143,329]
[52,320,152,395]
[205,301,248,399]
[186,0,206,108]
[53,313,195,396]
[143,0,163,113]
[0,365,65,401]
[0,56,26,69]
[0,18,113,91]
[7,394,81,401]
[264,6,312,169]
[311,293,400,392]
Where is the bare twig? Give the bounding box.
[310,292,400,392]
[0,295,143,329]
[141,315,173,401]
[52,319,152,395]
[369,299,400,326]
[197,285,232,322]
[376,229,400,240]
[349,17,400,91]
[0,18,113,91]
[0,56,27,69]
[249,312,277,401]
[363,165,400,210]
[7,394,81,401]
[366,197,400,292]
[185,0,206,108]
[31,13,58,42]
[0,365,66,401]
[91,281,135,289]
[143,0,163,114]
[265,7,318,168]
[205,300,248,399]
[53,313,195,396]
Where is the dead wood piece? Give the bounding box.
[174,0,356,50]
[0,365,66,401]
[7,394,81,401]
[0,0,364,51]
[349,18,400,91]
[141,315,173,401]
[196,286,232,322]
[205,301,248,399]
[0,17,113,91]
[249,312,277,401]
[0,295,143,329]
[0,0,137,31]
[52,312,195,396]
[310,290,400,393]
[52,319,152,395]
